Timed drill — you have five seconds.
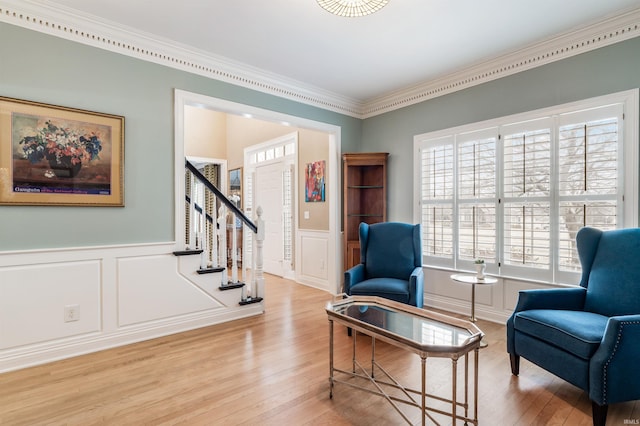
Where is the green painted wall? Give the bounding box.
[362,36,640,223]
[2,21,639,251]
[0,22,361,251]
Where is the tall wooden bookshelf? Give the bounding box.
[343,152,389,272]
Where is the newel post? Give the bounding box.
[254,206,265,298]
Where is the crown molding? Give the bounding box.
[0,0,365,118]
[1,1,639,120]
[363,7,640,118]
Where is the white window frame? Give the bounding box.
[413,89,638,285]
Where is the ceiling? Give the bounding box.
[11,0,640,112]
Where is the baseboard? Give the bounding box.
[424,293,511,324]
[0,303,263,373]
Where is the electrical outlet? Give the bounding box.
[64,304,80,322]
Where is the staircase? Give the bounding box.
[176,160,265,308]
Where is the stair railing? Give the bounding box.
[185,160,264,301]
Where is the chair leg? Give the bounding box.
[510,353,520,376]
[591,401,608,426]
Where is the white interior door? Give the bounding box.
[255,162,284,277]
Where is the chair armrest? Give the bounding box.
[589,314,640,405]
[409,267,424,308]
[507,287,586,354]
[344,263,365,295]
[512,287,587,313]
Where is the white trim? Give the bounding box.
[174,92,188,249]
[0,241,176,265]
[363,8,640,117]
[0,0,362,117]
[0,301,263,373]
[328,132,340,293]
[244,132,298,172]
[244,132,299,156]
[623,88,639,227]
[1,0,639,118]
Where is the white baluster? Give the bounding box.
[190,173,197,249]
[199,184,205,248]
[254,206,265,299]
[199,183,207,267]
[241,221,247,284]
[199,222,207,270]
[245,275,251,299]
[218,206,225,268]
[250,229,256,298]
[211,200,218,266]
[231,213,238,283]
[218,205,227,285]
[217,205,225,268]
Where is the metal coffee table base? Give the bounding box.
[328,321,480,426]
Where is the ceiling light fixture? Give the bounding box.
[316,0,389,18]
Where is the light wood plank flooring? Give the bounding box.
[1,275,638,425]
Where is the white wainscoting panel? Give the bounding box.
[0,260,101,349]
[117,254,223,327]
[0,243,263,372]
[296,230,330,291]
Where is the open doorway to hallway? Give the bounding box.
[174,89,342,295]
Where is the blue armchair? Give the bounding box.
[507,227,640,426]
[344,222,424,308]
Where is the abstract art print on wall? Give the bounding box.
[305,160,325,202]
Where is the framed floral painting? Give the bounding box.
[0,96,124,206]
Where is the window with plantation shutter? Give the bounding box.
[557,106,621,273]
[419,138,454,265]
[502,120,552,277]
[457,131,497,264]
[414,90,637,284]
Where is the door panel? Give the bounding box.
[255,163,284,276]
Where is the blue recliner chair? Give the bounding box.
[507,227,640,426]
[344,222,424,308]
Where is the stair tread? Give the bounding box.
[173,249,203,256]
[239,297,263,306]
[219,282,245,291]
[197,267,225,274]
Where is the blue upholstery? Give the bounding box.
[514,310,608,359]
[344,222,424,308]
[507,227,640,426]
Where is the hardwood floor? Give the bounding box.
[1,275,638,425]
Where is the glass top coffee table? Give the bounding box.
[326,296,483,425]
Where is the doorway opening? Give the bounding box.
[174,89,342,294]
